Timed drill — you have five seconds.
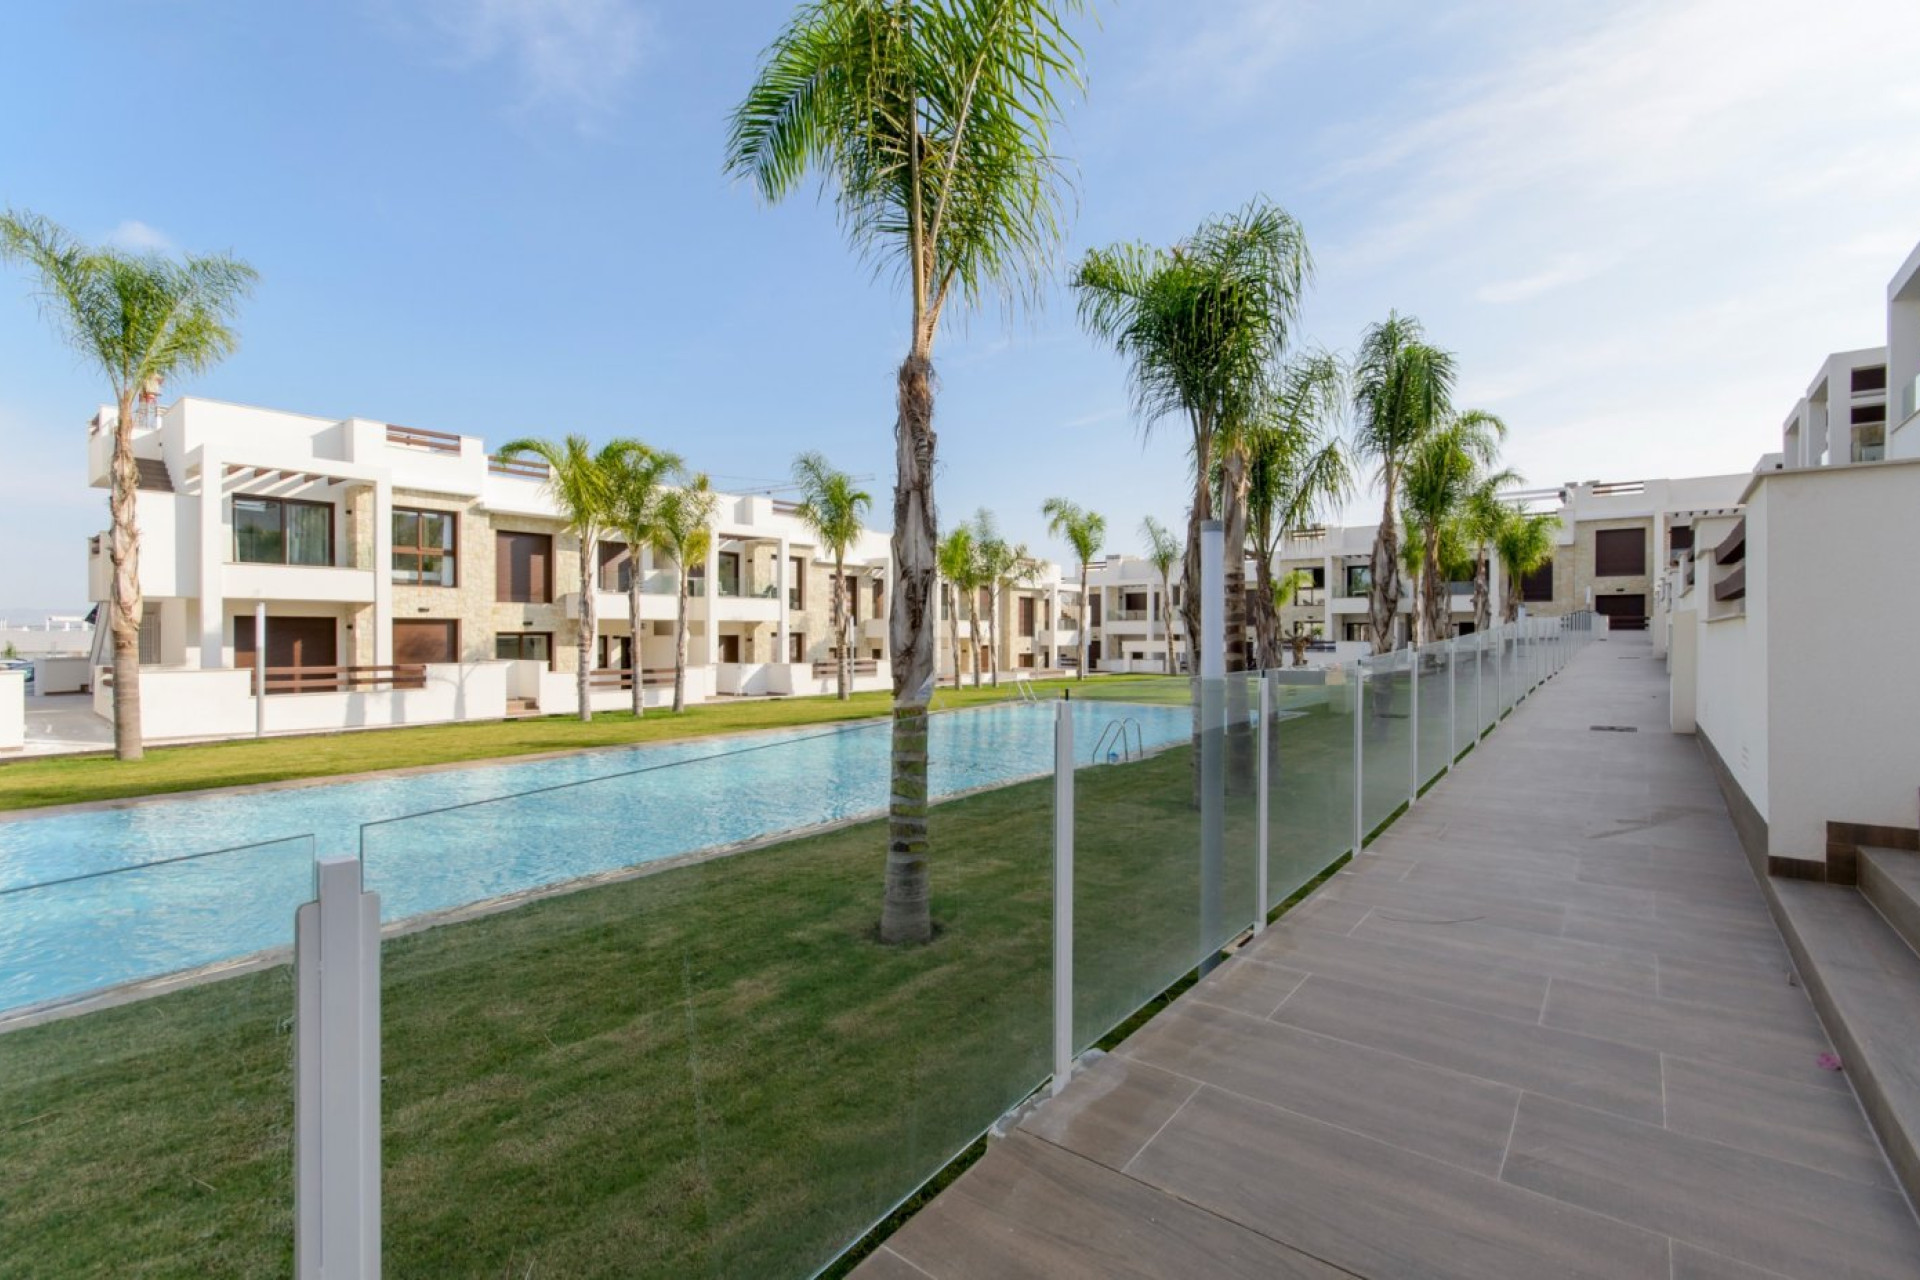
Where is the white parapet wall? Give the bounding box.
[31,656,92,695]
[0,670,24,751]
[92,661,513,741]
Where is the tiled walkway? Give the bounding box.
[855,634,1920,1280]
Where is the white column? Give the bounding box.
[254,602,267,740]
[371,480,393,667]
[700,535,720,667]
[1048,584,1060,668]
[199,449,227,668]
[295,857,381,1280]
[1051,699,1074,1095]
[776,537,790,663]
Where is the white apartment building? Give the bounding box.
[69,394,1086,740]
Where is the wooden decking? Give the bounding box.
[855,634,1920,1280]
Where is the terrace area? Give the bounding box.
[859,634,1920,1280]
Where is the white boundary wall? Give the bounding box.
[94,661,513,741]
[0,670,23,751]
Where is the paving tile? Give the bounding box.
[1242,920,1553,1021]
[1018,1054,1197,1170]
[1350,910,1658,995]
[1560,906,1788,969]
[1127,1084,1670,1280]
[1185,955,1308,1018]
[1662,1054,1897,1189]
[1541,976,1840,1092]
[1121,1001,1522,1175]
[1271,973,1666,1122]
[851,1246,938,1279]
[878,1132,1348,1280]
[1654,952,1823,1021]
[1668,1242,1798,1280]
[1318,874,1570,939]
[1503,1093,1920,1280]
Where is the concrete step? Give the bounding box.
[1770,877,1920,1206]
[1860,846,1920,957]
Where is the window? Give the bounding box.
[393,508,456,586]
[1089,595,1101,629]
[1593,528,1645,577]
[789,556,805,609]
[977,586,992,618]
[599,635,633,670]
[394,620,458,665]
[789,632,804,662]
[844,575,864,623]
[495,631,552,666]
[495,531,553,603]
[871,577,885,619]
[1851,365,1888,394]
[1344,564,1372,597]
[1669,526,1695,554]
[718,634,742,663]
[718,551,741,597]
[234,496,331,566]
[1018,596,1036,637]
[598,541,634,592]
[138,610,162,664]
[1521,561,1555,602]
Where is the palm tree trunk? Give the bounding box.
[987,591,999,688]
[108,390,144,761]
[1422,531,1444,647]
[1472,551,1491,633]
[1368,475,1400,653]
[968,608,982,689]
[673,571,689,713]
[882,350,937,946]
[629,575,644,717]
[1160,569,1175,675]
[833,557,849,701]
[1077,558,1089,679]
[945,585,961,687]
[576,545,595,723]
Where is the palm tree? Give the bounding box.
[1398,410,1508,646]
[0,210,256,760]
[1350,312,1457,653]
[936,525,975,688]
[1073,200,1309,675]
[1460,473,1517,633]
[792,452,873,701]
[1241,352,1350,670]
[1271,568,1315,666]
[729,0,1086,946]
[1494,509,1559,624]
[1140,516,1180,674]
[497,435,626,723]
[603,443,685,716]
[974,513,1041,686]
[1041,497,1105,680]
[649,477,720,712]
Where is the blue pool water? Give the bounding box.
[0,700,1190,1012]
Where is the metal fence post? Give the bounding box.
[1052,698,1074,1096]
[1198,521,1225,974]
[295,857,382,1280]
[1408,646,1420,808]
[1255,673,1270,934]
[254,602,267,740]
[1446,639,1456,773]
[1352,662,1366,856]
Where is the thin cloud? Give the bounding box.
[1474,254,1607,305]
[104,220,176,254]
[423,0,648,128]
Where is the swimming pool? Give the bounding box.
[0,699,1192,1013]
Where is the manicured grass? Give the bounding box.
[0,676,1139,814]
[2,719,1341,1278]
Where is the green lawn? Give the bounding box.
[0,715,1347,1278]
[0,676,1140,813]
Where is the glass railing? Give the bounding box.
[0,615,1598,1276]
[0,835,313,1272]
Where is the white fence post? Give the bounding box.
[1052,698,1074,1096]
[296,857,382,1280]
[1198,521,1225,974]
[254,602,267,740]
[1408,646,1420,808]
[1446,639,1456,773]
[1352,662,1366,857]
[1255,673,1270,934]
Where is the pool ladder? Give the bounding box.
[1012,675,1038,704]
[1092,718,1144,764]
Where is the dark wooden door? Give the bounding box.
[235,616,338,670]
[1595,594,1647,630]
[394,620,458,665]
[496,531,553,602]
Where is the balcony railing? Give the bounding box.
[1901,373,1920,426]
[1109,609,1152,622]
[489,454,548,480]
[386,424,462,457]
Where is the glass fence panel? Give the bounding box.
[1267,664,1358,910]
[1454,636,1483,752]
[1416,644,1454,790]
[1500,629,1521,717]
[362,710,1060,1276]
[1072,675,1209,1052]
[1217,672,1262,953]
[1359,651,1415,841]
[0,836,312,1275]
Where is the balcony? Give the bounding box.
[221,560,376,604]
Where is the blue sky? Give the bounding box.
[2,0,1916,612]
